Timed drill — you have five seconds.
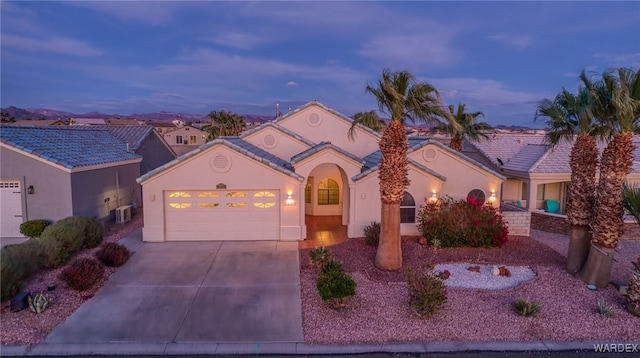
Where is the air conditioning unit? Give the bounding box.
[116,205,132,224]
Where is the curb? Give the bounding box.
[0,340,605,356]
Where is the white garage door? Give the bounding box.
[0,181,24,237]
[164,189,280,241]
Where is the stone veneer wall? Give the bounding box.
[501,211,531,236]
[531,211,639,239]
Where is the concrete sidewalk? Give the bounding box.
[44,230,303,344]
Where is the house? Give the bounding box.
[93,125,177,175]
[469,134,640,214]
[148,121,177,135]
[9,119,68,126]
[0,126,142,237]
[71,118,107,125]
[137,101,505,242]
[163,125,209,156]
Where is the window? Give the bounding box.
[521,182,528,200]
[317,178,339,205]
[467,189,486,203]
[176,135,183,144]
[400,192,416,223]
[253,191,276,209]
[189,135,197,144]
[537,184,545,200]
[305,178,313,204]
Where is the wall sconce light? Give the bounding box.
[489,190,497,202]
[429,190,438,203]
[285,191,295,206]
[27,185,34,195]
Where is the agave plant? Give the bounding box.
[28,293,50,314]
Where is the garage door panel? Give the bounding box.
[164,189,280,241]
[1,181,23,237]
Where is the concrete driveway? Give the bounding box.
[45,229,304,344]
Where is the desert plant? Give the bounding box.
[39,219,85,268]
[597,299,614,317]
[96,242,131,267]
[61,257,105,291]
[320,258,344,274]
[316,268,357,308]
[405,267,448,318]
[363,221,381,246]
[56,216,103,248]
[309,247,332,268]
[28,293,50,313]
[19,219,51,238]
[626,255,640,316]
[512,299,540,317]
[417,196,509,248]
[0,240,44,301]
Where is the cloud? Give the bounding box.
[204,31,272,50]
[62,1,190,26]
[429,77,545,107]
[358,33,462,68]
[488,34,533,49]
[592,53,640,68]
[1,34,102,57]
[287,81,298,87]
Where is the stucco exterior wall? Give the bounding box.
[305,163,344,216]
[164,126,208,146]
[242,127,311,162]
[137,133,176,175]
[0,146,73,223]
[278,106,379,158]
[140,145,302,242]
[71,163,141,221]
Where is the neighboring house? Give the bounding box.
[0,126,142,237]
[469,134,640,214]
[8,119,68,126]
[163,125,209,156]
[148,121,176,135]
[71,118,107,125]
[106,119,143,126]
[93,125,177,175]
[138,101,505,242]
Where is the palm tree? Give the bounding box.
[623,183,640,225]
[203,110,247,141]
[366,68,444,271]
[348,111,386,139]
[432,103,492,151]
[534,87,605,275]
[580,67,640,287]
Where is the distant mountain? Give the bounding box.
[0,106,278,124]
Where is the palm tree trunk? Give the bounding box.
[580,132,635,287]
[376,202,402,270]
[565,135,598,274]
[449,135,463,152]
[375,120,409,271]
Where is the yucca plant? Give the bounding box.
[28,293,50,314]
[320,258,344,274]
[597,299,614,317]
[623,183,640,225]
[512,299,540,317]
[309,247,332,268]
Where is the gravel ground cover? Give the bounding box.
[300,234,640,344]
[0,213,143,345]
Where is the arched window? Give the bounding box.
[318,178,339,205]
[400,191,416,223]
[467,189,486,203]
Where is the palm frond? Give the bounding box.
[623,182,640,225]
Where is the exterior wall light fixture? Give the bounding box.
[489,190,497,202]
[429,190,438,203]
[285,191,295,206]
[27,185,35,195]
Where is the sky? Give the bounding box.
[1,1,639,127]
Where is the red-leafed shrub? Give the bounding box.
[95,242,131,267]
[61,257,104,291]
[417,196,509,248]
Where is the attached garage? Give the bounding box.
[164,189,280,241]
[0,181,23,237]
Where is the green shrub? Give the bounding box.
[309,247,332,268]
[512,299,540,317]
[39,220,85,268]
[405,267,448,318]
[56,216,103,248]
[61,257,104,291]
[0,240,44,301]
[96,242,131,267]
[316,268,357,307]
[364,221,380,246]
[19,220,51,238]
[417,196,509,248]
[320,258,344,274]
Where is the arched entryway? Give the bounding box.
[302,163,349,247]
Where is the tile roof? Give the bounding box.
[469,134,546,168]
[92,125,154,151]
[0,126,141,169]
[137,137,303,184]
[291,141,364,165]
[502,144,551,172]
